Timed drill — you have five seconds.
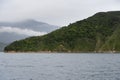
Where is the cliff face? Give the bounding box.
[4,11,120,53]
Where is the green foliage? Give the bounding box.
[100,26,120,52]
[4,11,120,52]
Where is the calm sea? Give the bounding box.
[0,52,120,80]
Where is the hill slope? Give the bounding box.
[4,11,120,52]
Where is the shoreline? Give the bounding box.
[4,50,120,54]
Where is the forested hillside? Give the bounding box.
[4,11,120,53]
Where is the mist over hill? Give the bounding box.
[0,19,59,43]
[0,42,7,51]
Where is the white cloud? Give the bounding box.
[0,26,46,36]
[0,0,120,26]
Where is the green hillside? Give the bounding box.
[4,11,120,53]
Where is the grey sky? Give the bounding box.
[0,0,120,26]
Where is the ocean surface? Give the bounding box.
[0,52,120,80]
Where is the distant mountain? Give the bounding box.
[0,42,7,51]
[0,19,59,43]
[5,11,120,53]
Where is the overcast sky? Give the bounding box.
[0,0,120,26]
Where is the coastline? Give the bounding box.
[4,50,120,54]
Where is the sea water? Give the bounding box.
[0,52,120,80]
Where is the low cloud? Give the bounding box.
[0,26,47,36]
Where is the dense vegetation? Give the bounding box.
[4,11,120,52]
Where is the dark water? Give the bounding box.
[0,52,120,80]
